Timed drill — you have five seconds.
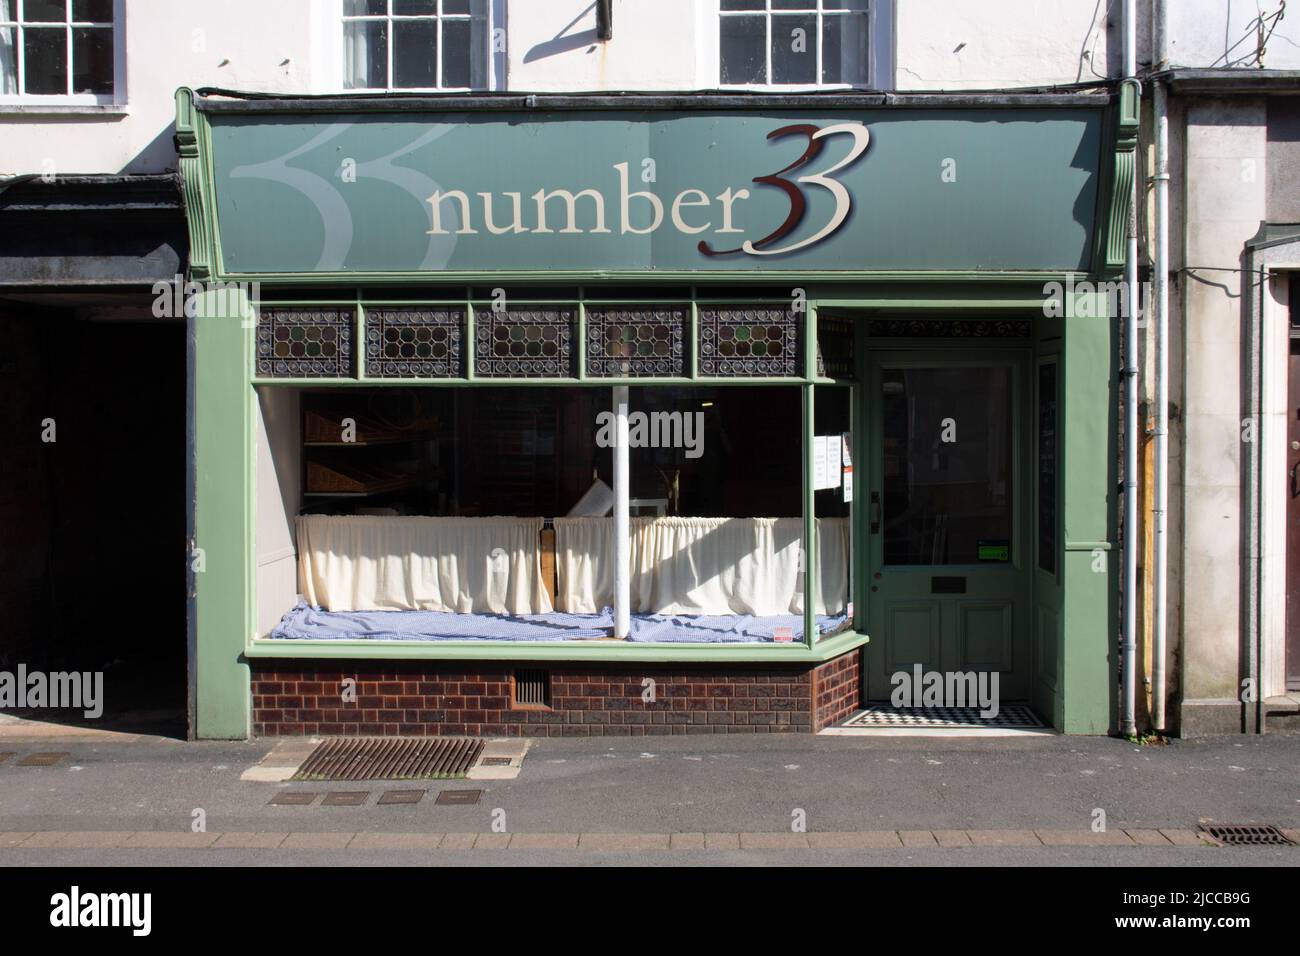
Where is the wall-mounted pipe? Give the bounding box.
[1152,0,1170,733]
[1120,0,1139,738]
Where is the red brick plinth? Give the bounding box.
[252,651,861,737]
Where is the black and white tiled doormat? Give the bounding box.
[824,703,1051,737]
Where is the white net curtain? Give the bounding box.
[295,514,849,618]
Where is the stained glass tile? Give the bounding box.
[365,307,463,377]
[474,307,575,378]
[257,308,354,378]
[698,306,800,377]
[586,305,687,377]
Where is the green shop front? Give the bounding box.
[177,87,1134,739]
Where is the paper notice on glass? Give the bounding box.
[840,430,853,501]
[813,436,829,489]
[824,435,842,489]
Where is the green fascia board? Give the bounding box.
[244,630,869,663]
[174,88,1135,286]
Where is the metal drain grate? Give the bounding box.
[841,703,1044,729]
[435,789,483,806]
[293,737,484,781]
[17,752,68,767]
[1200,824,1295,846]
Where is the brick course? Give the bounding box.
[251,651,862,737]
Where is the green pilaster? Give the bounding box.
[1059,289,1118,734]
[193,288,254,738]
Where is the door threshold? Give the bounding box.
[822,703,1056,737]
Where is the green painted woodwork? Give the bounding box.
[202,107,1102,275]
[175,89,1135,737]
[193,289,255,739]
[244,628,870,663]
[1057,291,1118,733]
[1099,81,1141,274]
[862,347,1035,703]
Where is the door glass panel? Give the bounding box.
[881,366,1012,565]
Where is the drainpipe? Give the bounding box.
[1152,0,1170,733]
[613,386,631,639]
[1120,0,1139,738]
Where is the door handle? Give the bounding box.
[870,491,881,534]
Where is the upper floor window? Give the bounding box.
[719,0,876,88]
[0,0,115,99]
[343,0,491,91]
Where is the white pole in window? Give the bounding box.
[613,385,631,639]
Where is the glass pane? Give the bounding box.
[719,14,764,84]
[72,0,111,21]
[814,385,853,630]
[772,13,816,84]
[881,367,1013,565]
[441,16,469,87]
[342,0,386,15]
[721,0,764,10]
[23,0,65,23]
[22,26,65,94]
[71,25,111,93]
[0,27,15,94]
[443,0,472,14]
[773,0,817,8]
[1037,362,1058,574]
[822,12,868,84]
[824,0,869,9]
[393,0,435,14]
[343,18,387,89]
[393,17,436,87]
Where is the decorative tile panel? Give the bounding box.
[365,308,463,378]
[698,306,800,377]
[257,308,354,378]
[586,306,687,377]
[865,318,1032,339]
[474,307,575,378]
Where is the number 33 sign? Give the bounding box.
[699,122,871,258]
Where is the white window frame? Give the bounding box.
[0,0,124,105]
[337,0,504,93]
[714,0,892,92]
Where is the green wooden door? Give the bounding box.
[864,348,1033,703]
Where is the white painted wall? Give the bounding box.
[255,387,301,639]
[4,1,1295,177]
[0,0,334,175]
[506,0,713,92]
[895,0,1116,90]
[1178,98,1267,709]
[1166,1,1300,70]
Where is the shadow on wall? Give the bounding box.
[123,121,181,175]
